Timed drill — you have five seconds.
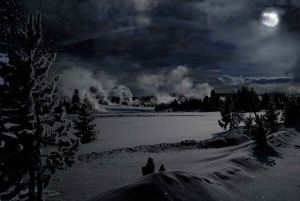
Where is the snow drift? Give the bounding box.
[89,171,235,201]
[51,128,300,201]
[86,129,300,201]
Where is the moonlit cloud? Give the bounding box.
[19,0,300,93]
[218,75,294,92]
[137,66,213,98]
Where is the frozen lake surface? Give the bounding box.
[80,112,223,153]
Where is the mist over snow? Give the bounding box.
[108,85,133,104]
[59,65,213,108]
[137,66,213,103]
[60,66,122,110]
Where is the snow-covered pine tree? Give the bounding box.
[264,100,280,133]
[74,95,96,144]
[251,114,268,145]
[0,14,79,201]
[218,95,234,130]
[71,89,81,114]
[244,115,254,135]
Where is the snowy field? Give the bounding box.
[80,112,223,153]
[48,111,300,201]
[50,129,300,201]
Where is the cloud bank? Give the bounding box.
[137,66,213,102]
[20,0,300,92]
[59,63,213,107]
[218,75,294,86]
[218,74,296,92]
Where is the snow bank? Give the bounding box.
[89,171,234,201]
[88,129,299,201]
[51,129,300,201]
[78,129,249,162]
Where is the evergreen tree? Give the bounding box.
[261,93,270,110]
[244,115,254,135]
[0,14,79,201]
[264,100,280,133]
[71,89,81,114]
[63,98,71,114]
[249,87,260,112]
[235,86,260,112]
[159,165,166,172]
[142,157,155,176]
[202,96,211,112]
[251,114,268,145]
[74,95,96,144]
[218,95,236,130]
[209,89,221,111]
[282,96,300,128]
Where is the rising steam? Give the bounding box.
[60,65,213,109]
[137,66,213,103]
[60,67,133,111]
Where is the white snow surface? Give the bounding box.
[79,112,223,153]
[49,127,300,201]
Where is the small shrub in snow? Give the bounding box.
[142,157,155,176]
[159,165,166,172]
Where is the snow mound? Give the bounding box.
[89,171,234,201]
[87,129,299,201]
[52,129,300,201]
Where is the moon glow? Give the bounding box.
[262,11,279,28]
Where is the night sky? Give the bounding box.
[1,0,300,97]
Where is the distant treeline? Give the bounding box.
[155,86,293,112]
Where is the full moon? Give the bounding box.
[262,11,279,27]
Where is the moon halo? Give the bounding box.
[262,11,280,28]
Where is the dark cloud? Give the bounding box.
[218,75,294,86]
[7,0,300,93]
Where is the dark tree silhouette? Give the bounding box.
[235,87,260,112]
[159,165,166,172]
[0,14,79,201]
[251,114,268,145]
[142,157,155,176]
[63,98,71,114]
[209,89,221,111]
[264,100,280,133]
[74,95,96,144]
[261,93,270,110]
[282,96,300,128]
[218,95,236,130]
[155,87,261,113]
[244,115,254,135]
[71,89,81,114]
